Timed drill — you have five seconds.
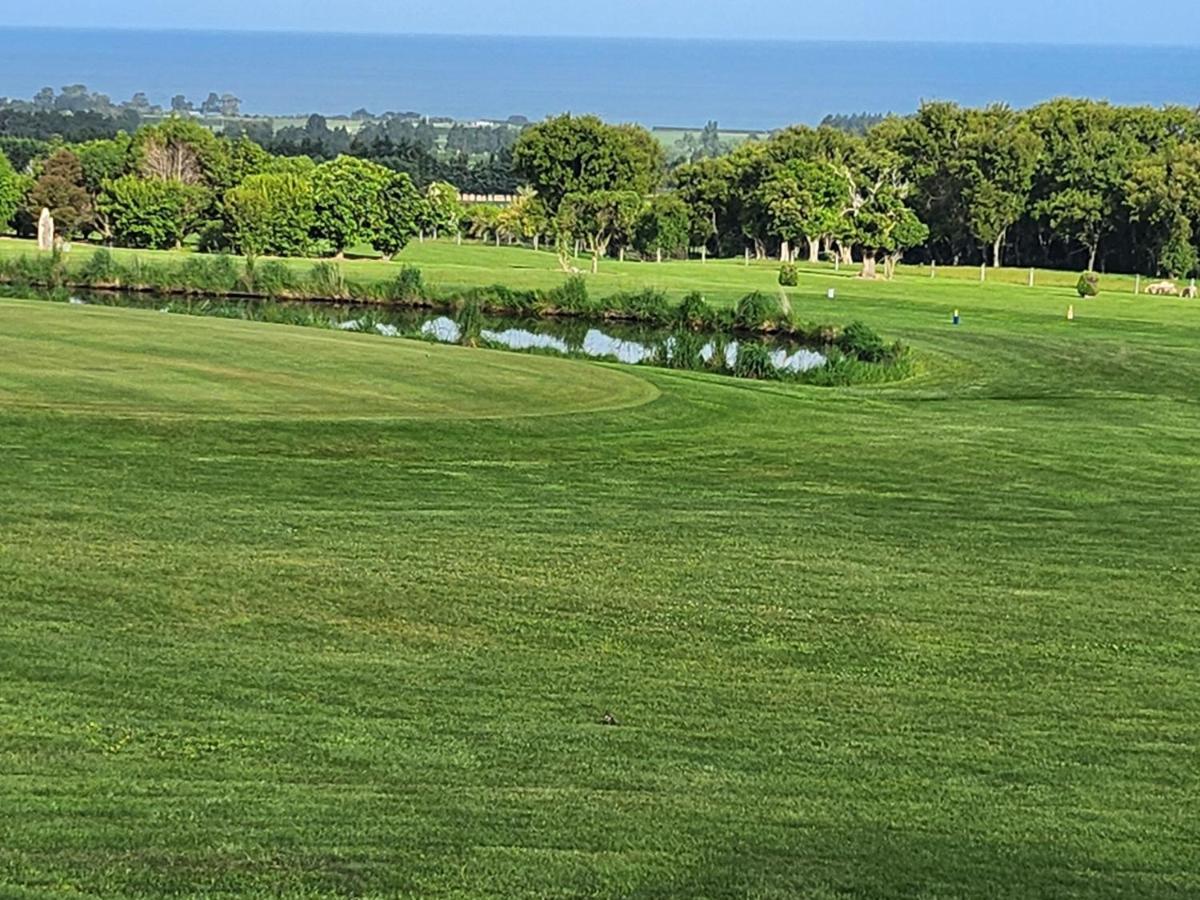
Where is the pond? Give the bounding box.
[30,289,831,378]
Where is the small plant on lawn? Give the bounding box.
[778,262,799,286]
[1076,272,1100,298]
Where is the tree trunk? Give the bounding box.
[334,250,345,261]
[1088,243,1098,272]
[780,240,790,263]
[533,234,540,252]
[656,248,662,263]
[591,252,599,275]
[701,246,707,263]
[859,253,878,279]
[419,230,424,243]
[807,237,820,263]
[494,233,500,247]
[754,238,765,260]
[619,247,625,262]
[839,244,853,266]
[992,231,1004,269]
[456,232,462,245]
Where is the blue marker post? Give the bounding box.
[952,309,960,326]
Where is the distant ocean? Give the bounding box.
[1,28,1199,129]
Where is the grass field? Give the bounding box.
[0,235,1163,307]
[2,242,1200,897]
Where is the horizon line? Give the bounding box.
[1,24,1198,50]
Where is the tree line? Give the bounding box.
[0,118,464,258]
[5,100,1200,277]
[510,101,1200,278]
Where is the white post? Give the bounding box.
[701,246,707,264]
[980,263,986,283]
[1028,268,1035,288]
[931,260,936,279]
[1135,274,1141,295]
[744,247,749,267]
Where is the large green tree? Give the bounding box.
[512,114,664,214]
[555,190,642,273]
[224,172,315,257]
[757,159,849,262]
[960,106,1043,268]
[0,149,23,231]
[97,175,209,249]
[27,149,91,238]
[633,194,690,262]
[418,181,464,240]
[375,172,424,259]
[310,155,393,257]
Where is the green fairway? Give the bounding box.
[2,274,1199,898]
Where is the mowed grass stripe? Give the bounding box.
[0,299,659,420]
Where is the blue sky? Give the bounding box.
[3,0,1194,44]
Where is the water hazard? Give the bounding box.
[26,289,832,378]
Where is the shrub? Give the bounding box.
[79,248,121,285]
[1076,271,1100,298]
[734,291,779,331]
[838,320,888,363]
[733,341,776,380]
[178,253,240,294]
[551,275,591,313]
[390,265,425,303]
[458,299,483,346]
[778,262,799,286]
[618,288,672,324]
[676,291,712,329]
[662,329,707,370]
[306,261,346,298]
[249,260,297,297]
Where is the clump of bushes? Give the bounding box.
[1076,271,1100,298]
[249,260,297,297]
[178,253,240,294]
[390,265,425,303]
[79,248,121,285]
[660,329,708,370]
[676,291,712,329]
[837,320,889,363]
[306,261,347,298]
[732,341,776,380]
[734,291,780,331]
[549,275,593,314]
[778,262,799,286]
[615,288,672,324]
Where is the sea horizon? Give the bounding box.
[2,26,1199,129]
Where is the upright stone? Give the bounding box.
[37,208,54,251]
